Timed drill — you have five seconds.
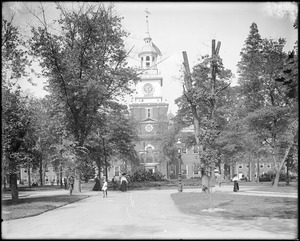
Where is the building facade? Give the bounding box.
[129,14,169,174]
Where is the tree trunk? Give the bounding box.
[28,165,31,187]
[273,171,280,188]
[60,164,63,188]
[286,159,290,186]
[105,155,108,182]
[211,162,216,187]
[3,175,7,191]
[248,159,251,181]
[256,158,260,183]
[10,173,19,204]
[166,161,169,180]
[272,141,294,188]
[73,171,81,193]
[39,157,43,186]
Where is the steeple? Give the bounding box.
[145,8,151,36]
[138,9,162,71]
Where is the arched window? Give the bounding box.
[146,56,150,61]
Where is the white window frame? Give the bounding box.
[182,165,188,175]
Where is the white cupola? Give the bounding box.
[138,10,162,70]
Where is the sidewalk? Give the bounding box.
[2,188,297,239]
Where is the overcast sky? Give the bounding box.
[3,2,298,114]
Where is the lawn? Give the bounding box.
[2,195,89,221]
[171,192,297,220]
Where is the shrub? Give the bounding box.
[129,169,166,182]
[169,173,177,179]
[259,170,294,182]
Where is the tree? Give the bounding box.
[2,16,33,203]
[237,22,264,111]
[237,22,298,187]
[178,40,232,185]
[28,3,139,187]
[85,102,139,190]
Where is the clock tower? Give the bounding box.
[129,11,169,174]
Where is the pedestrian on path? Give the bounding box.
[102,178,108,198]
[232,174,239,192]
[216,172,222,187]
[69,176,75,195]
[63,177,68,190]
[112,176,117,191]
[120,173,128,192]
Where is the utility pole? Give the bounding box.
[182,39,222,188]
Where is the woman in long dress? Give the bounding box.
[120,173,128,192]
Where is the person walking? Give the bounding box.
[111,176,116,191]
[216,172,222,187]
[102,179,108,198]
[63,177,68,190]
[120,173,128,192]
[232,174,239,192]
[69,176,75,195]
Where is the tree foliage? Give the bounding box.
[28,3,139,147]
[234,22,298,186]
[176,49,233,176]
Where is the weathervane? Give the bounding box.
[145,8,151,33]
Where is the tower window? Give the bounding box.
[141,57,143,61]
[146,56,150,61]
[146,62,150,68]
[145,108,153,118]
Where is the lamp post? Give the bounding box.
[176,139,183,192]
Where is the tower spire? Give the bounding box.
[145,8,151,34]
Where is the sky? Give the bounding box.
[3,2,298,114]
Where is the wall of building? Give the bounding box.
[19,165,59,186]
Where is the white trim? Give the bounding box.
[145,144,155,151]
[182,164,188,175]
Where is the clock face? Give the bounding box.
[145,124,153,132]
[143,83,154,95]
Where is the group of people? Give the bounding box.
[62,176,75,195]
[101,173,128,198]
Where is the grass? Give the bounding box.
[171,192,298,220]
[2,195,89,221]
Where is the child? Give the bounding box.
[102,179,108,198]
